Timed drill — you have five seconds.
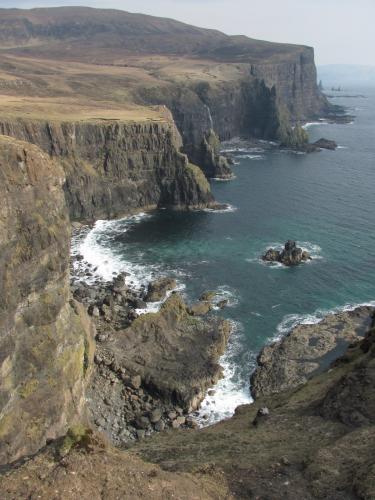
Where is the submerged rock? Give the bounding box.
[262,240,311,266]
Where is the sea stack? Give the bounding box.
[262,240,312,266]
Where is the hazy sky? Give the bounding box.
[1,0,374,66]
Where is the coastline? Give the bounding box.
[70,220,237,443]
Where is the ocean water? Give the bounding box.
[75,89,375,425]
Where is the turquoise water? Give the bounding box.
[78,89,375,423]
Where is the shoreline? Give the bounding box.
[70,221,237,443]
[72,210,375,436]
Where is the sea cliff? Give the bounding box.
[0,114,213,221]
[0,136,95,465]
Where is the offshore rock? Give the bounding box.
[0,136,95,465]
[262,240,311,266]
[303,138,338,153]
[312,138,338,150]
[251,306,374,398]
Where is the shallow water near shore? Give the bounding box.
[74,88,375,425]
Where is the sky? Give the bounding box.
[0,0,374,66]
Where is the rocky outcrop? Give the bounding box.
[0,114,214,221]
[311,138,338,151]
[145,277,177,302]
[71,245,233,443]
[0,136,95,466]
[262,240,311,266]
[251,306,374,398]
[86,293,231,444]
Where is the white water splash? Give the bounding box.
[196,320,253,426]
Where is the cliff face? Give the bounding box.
[137,48,328,176]
[250,47,327,122]
[0,136,95,465]
[0,116,213,221]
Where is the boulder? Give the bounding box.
[130,375,142,390]
[135,416,151,430]
[112,274,127,292]
[145,277,177,302]
[149,409,162,424]
[154,420,165,432]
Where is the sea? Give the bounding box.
[73,88,375,426]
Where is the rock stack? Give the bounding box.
[262,240,311,266]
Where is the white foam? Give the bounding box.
[302,120,328,129]
[196,320,253,426]
[73,214,155,289]
[237,154,265,160]
[211,176,236,182]
[71,213,186,315]
[201,204,238,213]
[211,285,240,309]
[221,137,274,154]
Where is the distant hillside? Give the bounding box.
[0,7,328,179]
[0,6,308,63]
[318,64,375,88]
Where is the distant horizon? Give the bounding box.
[1,1,375,66]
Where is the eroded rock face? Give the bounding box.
[0,115,214,221]
[262,240,311,266]
[251,306,374,398]
[145,278,177,302]
[0,136,95,465]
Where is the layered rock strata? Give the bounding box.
[0,136,95,466]
[0,115,214,221]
